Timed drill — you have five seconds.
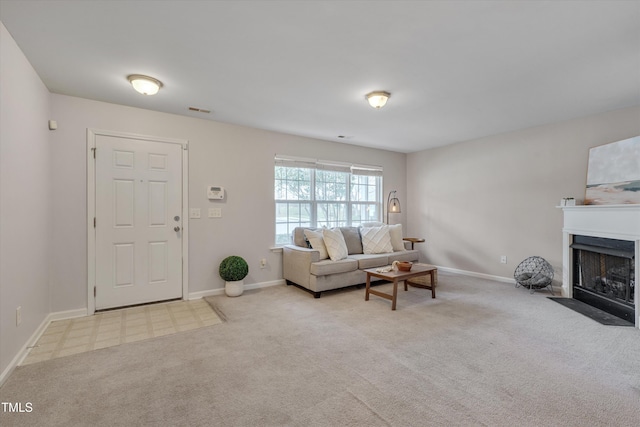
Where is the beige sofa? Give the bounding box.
[283,225,419,298]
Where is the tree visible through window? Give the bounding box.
[275,157,382,245]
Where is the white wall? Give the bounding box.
[0,22,52,378]
[406,107,640,283]
[49,94,407,312]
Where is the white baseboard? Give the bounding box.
[436,266,516,284]
[48,308,88,321]
[0,308,88,387]
[437,266,559,293]
[188,279,285,300]
[188,288,225,299]
[245,279,285,291]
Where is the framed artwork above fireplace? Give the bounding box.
[584,135,640,205]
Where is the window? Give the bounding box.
[275,156,382,244]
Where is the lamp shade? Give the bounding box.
[386,190,401,223]
[128,74,163,95]
[389,197,401,213]
[366,91,390,109]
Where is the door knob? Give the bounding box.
[174,226,181,232]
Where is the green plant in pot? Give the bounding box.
[219,255,249,297]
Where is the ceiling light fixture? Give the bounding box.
[366,91,391,109]
[127,74,163,95]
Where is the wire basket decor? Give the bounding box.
[514,256,554,294]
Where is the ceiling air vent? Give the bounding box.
[188,107,211,114]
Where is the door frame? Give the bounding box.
[87,129,189,315]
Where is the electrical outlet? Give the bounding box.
[500,255,507,264]
[260,258,267,269]
[16,306,22,326]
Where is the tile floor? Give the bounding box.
[21,299,222,366]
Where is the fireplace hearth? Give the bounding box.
[571,236,635,322]
[560,204,640,329]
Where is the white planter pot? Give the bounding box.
[225,280,244,297]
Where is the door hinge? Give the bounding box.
[94,286,96,297]
[94,217,96,228]
[92,147,96,158]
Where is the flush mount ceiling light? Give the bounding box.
[365,91,391,109]
[127,74,163,95]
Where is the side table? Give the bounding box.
[403,237,425,250]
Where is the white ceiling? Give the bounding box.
[1,0,639,153]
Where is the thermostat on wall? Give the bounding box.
[207,186,224,200]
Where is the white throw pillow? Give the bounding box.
[360,226,393,254]
[304,229,329,260]
[388,224,405,252]
[322,228,348,261]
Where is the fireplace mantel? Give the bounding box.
[560,205,640,328]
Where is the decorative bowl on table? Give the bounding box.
[396,261,413,272]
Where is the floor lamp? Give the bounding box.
[387,190,401,224]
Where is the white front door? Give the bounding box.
[94,134,183,310]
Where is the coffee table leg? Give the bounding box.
[365,273,371,301]
[392,279,398,310]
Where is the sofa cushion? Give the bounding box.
[304,229,329,260]
[310,258,358,276]
[349,254,390,269]
[322,228,348,261]
[340,227,363,254]
[388,224,406,252]
[361,226,393,254]
[388,250,419,264]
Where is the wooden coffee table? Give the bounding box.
[364,264,436,310]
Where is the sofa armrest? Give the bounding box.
[283,245,320,288]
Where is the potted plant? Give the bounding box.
[219,255,249,297]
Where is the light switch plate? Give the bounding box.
[190,208,201,219]
[209,208,222,218]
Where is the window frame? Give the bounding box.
[275,156,383,245]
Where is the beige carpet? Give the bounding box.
[1,273,639,426]
[21,299,223,365]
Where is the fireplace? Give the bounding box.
[571,236,635,322]
[561,205,640,328]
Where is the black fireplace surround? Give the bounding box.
[571,236,635,323]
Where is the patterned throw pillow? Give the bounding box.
[360,226,393,254]
[304,229,329,260]
[322,228,349,261]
